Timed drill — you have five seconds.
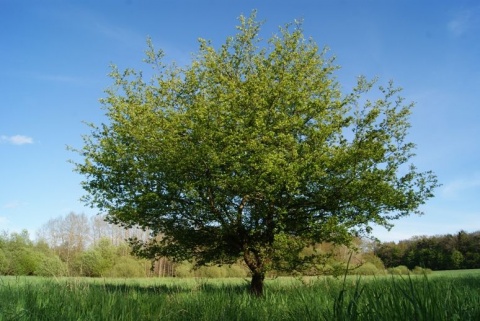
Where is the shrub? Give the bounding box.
[331,262,348,278]
[75,250,106,277]
[223,264,249,278]
[35,255,67,277]
[362,253,386,270]
[174,261,194,277]
[10,248,42,275]
[387,265,410,275]
[351,262,386,275]
[411,266,433,275]
[195,265,227,278]
[107,257,146,278]
[0,249,8,275]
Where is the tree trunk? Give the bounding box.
[243,247,267,297]
[250,271,265,296]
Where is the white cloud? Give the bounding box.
[0,135,34,145]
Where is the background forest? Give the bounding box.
[1,212,479,278]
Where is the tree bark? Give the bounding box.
[250,271,265,297]
[244,247,267,296]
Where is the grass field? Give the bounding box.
[1,270,480,320]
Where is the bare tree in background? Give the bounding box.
[37,212,90,273]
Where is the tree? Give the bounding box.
[375,241,407,268]
[450,250,464,269]
[37,212,90,274]
[0,230,43,275]
[73,13,438,296]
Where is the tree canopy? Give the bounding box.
[73,13,438,295]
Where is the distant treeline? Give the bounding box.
[0,212,386,278]
[375,230,480,270]
[0,212,166,278]
[2,212,479,277]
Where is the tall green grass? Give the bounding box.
[1,273,479,320]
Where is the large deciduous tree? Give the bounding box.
[73,13,438,295]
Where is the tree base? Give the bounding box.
[250,272,265,297]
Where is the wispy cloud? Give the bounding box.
[61,6,144,47]
[2,201,21,209]
[0,135,34,145]
[0,216,9,227]
[93,19,144,45]
[37,4,144,48]
[32,73,84,84]
[442,174,480,198]
[448,7,479,37]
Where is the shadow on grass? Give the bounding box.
[88,280,251,296]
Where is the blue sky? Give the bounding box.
[1,0,479,242]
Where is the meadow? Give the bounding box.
[1,270,480,321]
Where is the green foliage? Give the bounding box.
[361,252,385,270]
[106,257,146,278]
[329,262,349,278]
[0,249,8,274]
[35,255,68,277]
[72,12,438,295]
[351,262,385,275]
[74,238,118,277]
[174,261,249,278]
[388,265,411,275]
[224,264,249,278]
[376,230,480,270]
[174,261,195,277]
[411,266,432,275]
[450,250,464,269]
[96,238,117,268]
[8,247,42,276]
[196,265,228,278]
[0,230,63,276]
[75,249,105,277]
[0,228,157,278]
